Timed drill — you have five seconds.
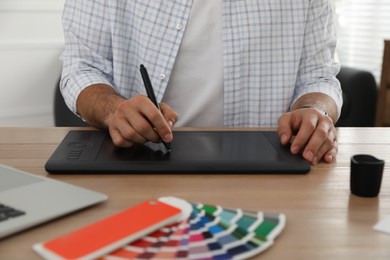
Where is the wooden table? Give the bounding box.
[0,127,389,259]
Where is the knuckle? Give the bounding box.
[304,122,318,133]
[117,101,129,114]
[305,123,316,132]
[316,128,328,140]
[325,137,333,146]
[127,95,145,109]
[135,122,151,136]
[332,142,339,153]
[111,135,127,147]
[149,111,161,123]
[119,127,142,144]
[278,114,287,124]
[160,102,169,110]
[132,94,145,102]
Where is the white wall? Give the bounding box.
[0,0,65,126]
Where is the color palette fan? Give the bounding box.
[102,197,286,260]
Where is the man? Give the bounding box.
[60,0,342,165]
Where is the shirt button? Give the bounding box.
[159,74,166,80]
[176,23,182,30]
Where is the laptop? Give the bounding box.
[45,130,310,174]
[0,163,107,239]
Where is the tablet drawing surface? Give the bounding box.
[45,130,310,174]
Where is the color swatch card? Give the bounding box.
[33,198,185,260]
[102,197,286,260]
[33,197,285,260]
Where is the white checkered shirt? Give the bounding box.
[60,0,342,127]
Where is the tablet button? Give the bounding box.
[67,150,83,160]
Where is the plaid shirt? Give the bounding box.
[61,0,342,127]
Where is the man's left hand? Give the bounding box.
[277,107,337,165]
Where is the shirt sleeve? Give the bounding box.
[291,0,343,119]
[60,0,115,114]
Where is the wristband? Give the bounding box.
[299,106,329,117]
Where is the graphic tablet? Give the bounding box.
[45,130,310,174]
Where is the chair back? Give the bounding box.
[54,79,89,127]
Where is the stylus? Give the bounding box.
[140,64,171,151]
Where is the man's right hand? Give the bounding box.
[108,95,178,147]
[76,84,178,147]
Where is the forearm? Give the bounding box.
[291,0,341,125]
[290,92,339,124]
[76,84,125,129]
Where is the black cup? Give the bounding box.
[350,154,385,197]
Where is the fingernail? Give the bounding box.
[291,145,300,154]
[281,134,289,144]
[168,120,174,128]
[305,151,314,161]
[163,133,173,142]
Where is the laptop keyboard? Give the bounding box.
[0,204,25,222]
